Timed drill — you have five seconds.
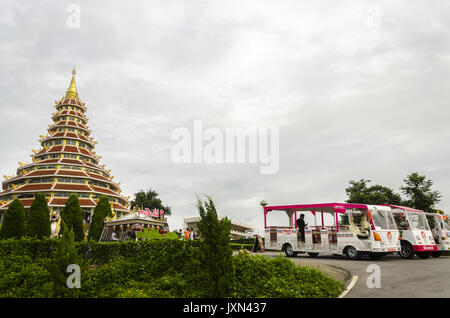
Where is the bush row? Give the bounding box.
[230,243,254,251]
[0,238,343,298]
[0,237,203,267]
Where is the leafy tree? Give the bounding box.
[345,179,403,205]
[400,172,441,212]
[130,189,172,216]
[26,193,51,238]
[88,196,112,241]
[0,199,26,239]
[50,222,83,297]
[342,179,403,225]
[60,194,85,241]
[196,196,234,298]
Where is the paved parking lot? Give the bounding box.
[264,252,450,297]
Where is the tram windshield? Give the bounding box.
[371,209,397,230]
[407,212,430,231]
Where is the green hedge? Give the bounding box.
[0,236,203,265]
[230,243,254,251]
[0,238,343,298]
[232,251,343,297]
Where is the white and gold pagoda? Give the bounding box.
[0,68,130,222]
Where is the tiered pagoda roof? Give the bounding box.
[0,68,130,213]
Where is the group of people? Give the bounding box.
[175,228,196,240]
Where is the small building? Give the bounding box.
[183,216,254,240]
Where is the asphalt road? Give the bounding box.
[264,252,450,298]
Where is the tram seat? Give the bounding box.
[360,215,371,233]
[349,216,370,238]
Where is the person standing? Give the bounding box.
[296,214,307,242]
[184,228,190,240]
[189,228,195,240]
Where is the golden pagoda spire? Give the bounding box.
[65,67,78,98]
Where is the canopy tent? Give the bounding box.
[99,212,169,242]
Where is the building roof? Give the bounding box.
[184,216,254,232]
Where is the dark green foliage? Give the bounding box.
[49,222,84,297]
[196,196,234,298]
[401,172,441,211]
[232,252,343,297]
[345,179,403,205]
[60,194,85,241]
[130,189,172,216]
[345,173,443,213]
[88,196,112,242]
[230,243,254,251]
[0,254,52,298]
[0,199,26,239]
[0,238,343,298]
[425,214,437,230]
[26,193,51,239]
[0,237,56,260]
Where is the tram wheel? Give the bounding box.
[345,246,362,260]
[307,252,319,258]
[399,241,414,259]
[431,251,441,258]
[284,244,298,257]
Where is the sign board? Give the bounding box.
[139,208,164,219]
[252,235,265,253]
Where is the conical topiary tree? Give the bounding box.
[50,222,83,297]
[88,196,112,241]
[26,193,51,238]
[196,195,234,298]
[0,198,26,239]
[60,194,85,241]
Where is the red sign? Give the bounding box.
[139,208,164,218]
[421,231,426,239]
[387,232,392,240]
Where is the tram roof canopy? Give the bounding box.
[264,202,370,214]
[381,204,423,213]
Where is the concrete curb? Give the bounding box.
[338,275,358,298]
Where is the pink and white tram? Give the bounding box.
[382,205,438,259]
[263,203,401,260]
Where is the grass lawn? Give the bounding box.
[136,228,179,240]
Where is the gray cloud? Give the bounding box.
[1,0,449,233]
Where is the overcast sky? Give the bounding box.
[1,1,449,233]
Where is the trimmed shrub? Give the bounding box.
[196,196,234,298]
[88,196,112,242]
[26,193,51,239]
[60,194,85,241]
[0,199,26,240]
[50,223,84,297]
[232,251,343,298]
